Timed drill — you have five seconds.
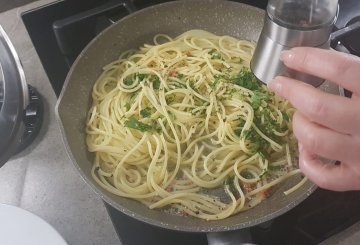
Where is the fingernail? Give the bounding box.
[267,76,283,94]
[280,50,295,62]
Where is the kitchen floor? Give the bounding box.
[0,0,38,13]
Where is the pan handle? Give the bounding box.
[330,20,360,48]
[206,229,256,245]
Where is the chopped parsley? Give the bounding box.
[208,49,223,60]
[234,119,246,137]
[130,91,138,99]
[210,80,219,90]
[255,109,286,143]
[242,128,270,158]
[176,73,184,79]
[124,117,152,132]
[259,169,268,178]
[152,77,161,89]
[251,91,268,109]
[231,68,262,91]
[123,77,133,86]
[282,111,289,122]
[242,171,254,179]
[257,149,270,160]
[125,102,131,111]
[136,73,146,81]
[140,108,151,118]
[224,175,235,186]
[234,128,242,137]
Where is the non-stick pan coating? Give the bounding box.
[56,1,321,232]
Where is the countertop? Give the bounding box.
[0,1,359,245]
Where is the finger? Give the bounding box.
[293,111,360,164]
[268,76,360,135]
[280,47,360,95]
[299,146,360,191]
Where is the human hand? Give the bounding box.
[268,47,360,191]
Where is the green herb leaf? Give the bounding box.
[124,77,133,86]
[234,119,245,137]
[136,73,146,81]
[210,80,218,90]
[241,128,270,156]
[176,73,184,79]
[224,175,235,186]
[152,77,161,89]
[125,102,131,111]
[255,108,285,144]
[124,117,152,132]
[208,49,223,60]
[251,91,268,109]
[155,125,163,134]
[281,111,289,121]
[242,171,254,179]
[234,128,242,137]
[231,68,262,91]
[259,169,268,178]
[208,49,216,55]
[140,108,151,118]
[257,149,270,160]
[130,91,138,99]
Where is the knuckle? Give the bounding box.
[307,97,328,119]
[331,54,355,79]
[302,130,320,151]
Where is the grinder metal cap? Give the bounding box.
[251,0,339,86]
[0,25,29,167]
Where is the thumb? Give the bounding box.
[299,144,360,191]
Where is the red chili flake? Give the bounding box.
[180,210,189,217]
[261,189,270,198]
[165,186,173,192]
[168,69,177,77]
[242,183,256,193]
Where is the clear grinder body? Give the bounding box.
[251,0,339,86]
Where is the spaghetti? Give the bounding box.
[86,30,304,220]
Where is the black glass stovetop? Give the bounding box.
[21,1,360,244]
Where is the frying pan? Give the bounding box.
[55,0,339,243]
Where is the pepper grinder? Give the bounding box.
[251,0,339,86]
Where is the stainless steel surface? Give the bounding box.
[56,0,318,233]
[267,0,338,30]
[251,15,331,86]
[251,1,338,86]
[263,14,333,46]
[0,25,29,167]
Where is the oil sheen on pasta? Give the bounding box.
[86,30,305,221]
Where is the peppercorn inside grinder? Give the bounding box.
[251,0,339,86]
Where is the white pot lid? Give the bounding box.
[0,204,68,245]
